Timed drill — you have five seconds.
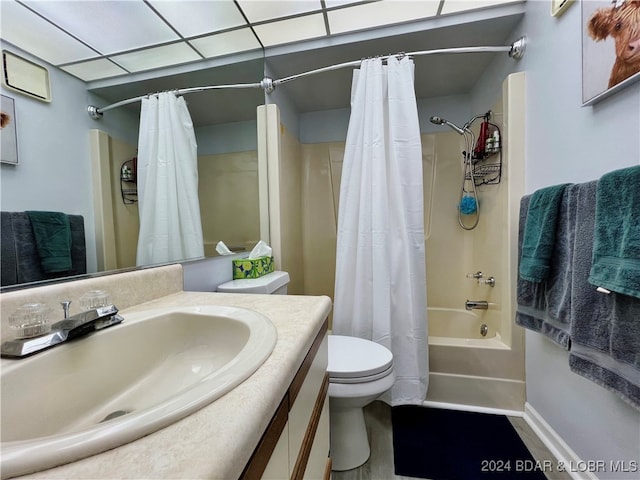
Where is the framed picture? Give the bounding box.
[551,0,574,17]
[582,0,640,105]
[1,94,18,165]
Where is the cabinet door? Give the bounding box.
[245,322,329,480]
[290,335,329,479]
[261,421,290,480]
[302,392,330,480]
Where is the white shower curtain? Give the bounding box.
[333,57,428,405]
[136,92,204,266]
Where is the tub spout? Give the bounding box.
[465,300,488,311]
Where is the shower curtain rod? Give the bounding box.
[87,80,265,119]
[270,37,526,89]
[87,36,526,119]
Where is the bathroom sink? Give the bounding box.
[0,305,277,479]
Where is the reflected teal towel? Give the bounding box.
[519,183,572,282]
[25,211,72,273]
[588,166,640,299]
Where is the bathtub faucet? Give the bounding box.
[465,300,489,311]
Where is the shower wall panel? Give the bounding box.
[277,125,305,295]
[424,131,476,310]
[198,151,260,257]
[89,130,138,271]
[301,143,342,305]
[109,136,139,269]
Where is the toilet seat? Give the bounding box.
[328,335,393,384]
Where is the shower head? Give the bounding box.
[429,116,466,135]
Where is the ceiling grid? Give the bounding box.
[0,0,522,82]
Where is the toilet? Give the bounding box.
[217,271,395,472]
[327,335,394,471]
[217,271,290,294]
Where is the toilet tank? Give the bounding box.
[217,271,290,295]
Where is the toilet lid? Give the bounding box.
[328,335,393,380]
[217,271,289,294]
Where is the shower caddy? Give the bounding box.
[120,157,137,204]
[456,111,502,229]
[465,112,502,186]
[430,110,503,230]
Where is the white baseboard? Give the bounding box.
[422,400,524,417]
[523,403,598,480]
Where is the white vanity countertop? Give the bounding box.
[15,291,332,480]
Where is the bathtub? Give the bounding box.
[427,307,507,349]
[425,307,524,412]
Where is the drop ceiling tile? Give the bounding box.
[190,29,261,58]
[22,0,179,54]
[253,14,326,47]
[110,43,201,72]
[61,58,128,82]
[0,1,99,65]
[440,0,521,15]
[147,0,246,38]
[237,0,322,23]
[324,0,365,7]
[328,0,440,34]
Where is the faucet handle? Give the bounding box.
[60,301,71,319]
[466,271,483,279]
[479,276,496,287]
[79,290,111,310]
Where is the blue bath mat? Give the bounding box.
[391,406,547,480]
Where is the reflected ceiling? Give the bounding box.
[2,0,522,82]
[1,0,525,126]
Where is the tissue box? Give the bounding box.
[232,256,274,279]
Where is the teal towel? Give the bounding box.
[519,183,572,282]
[588,166,640,299]
[25,211,72,273]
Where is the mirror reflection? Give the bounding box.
[1,0,525,290]
[0,1,265,289]
[88,59,265,272]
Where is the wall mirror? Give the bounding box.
[0,0,526,291]
[0,0,265,290]
[86,58,267,272]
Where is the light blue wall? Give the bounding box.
[0,43,138,274]
[471,2,640,476]
[298,94,472,143]
[182,252,248,293]
[196,120,258,155]
[299,107,350,143]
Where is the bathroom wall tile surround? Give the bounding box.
[0,264,183,339]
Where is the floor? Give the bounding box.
[332,402,573,480]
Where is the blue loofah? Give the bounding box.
[459,195,477,215]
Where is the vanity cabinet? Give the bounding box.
[241,320,331,480]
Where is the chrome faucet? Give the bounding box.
[465,300,489,311]
[61,300,72,319]
[466,271,496,287]
[1,304,124,358]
